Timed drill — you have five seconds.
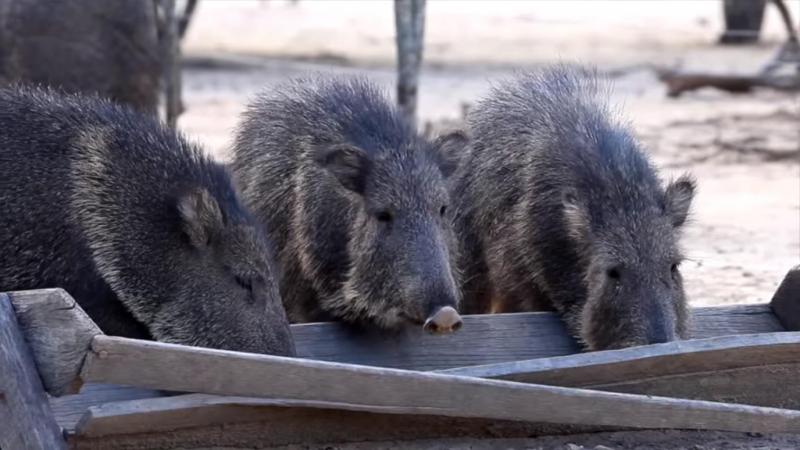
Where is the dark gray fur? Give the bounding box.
[0,0,160,114]
[454,66,695,350]
[0,86,295,356]
[232,76,466,330]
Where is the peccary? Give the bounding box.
[0,0,161,114]
[454,66,696,350]
[0,86,295,356]
[232,76,467,333]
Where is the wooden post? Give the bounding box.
[394,0,426,127]
[159,0,182,128]
[770,265,800,331]
[0,293,68,449]
[8,289,103,396]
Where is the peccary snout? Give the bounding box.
[423,306,463,334]
[645,307,678,345]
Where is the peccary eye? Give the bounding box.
[376,211,393,223]
[235,275,253,293]
[671,263,679,274]
[607,268,621,280]
[440,205,447,217]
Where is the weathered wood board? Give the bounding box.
[8,289,102,396]
[0,293,67,450]
[74,334,800,434]
[291,303,784,371]
[61,332,800,446]
[442,332,800,409]
[69,393,610,446]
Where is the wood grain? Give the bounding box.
[51,384,166,433]
[442,332,800,408]
[8,288,102,396]
[78,335,800,433]
[0,293,68,449]
[291,304,783,370]
[69,393,610,448]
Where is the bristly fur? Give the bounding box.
[0,85,295,355]
[453,64,695,350]
[232,75,465,329]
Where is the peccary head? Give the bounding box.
[148,186,296,355]
[316,131,467,333]
[86,148,296,357]
[562,172,696,350]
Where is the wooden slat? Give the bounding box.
[442,332,800,409]
[771,265,800,331]
[8,289,103,396]
[72,394,588,439]
[77,335,800,433]
[0,293,68,449]
[51,384,166,433]
[291,304,783,370]
[67,393,800,450]
[292,311,579,370]
[69,393,612,449]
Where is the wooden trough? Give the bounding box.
[1,266,798,449]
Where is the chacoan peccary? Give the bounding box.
[232,76,468,334]
[454,66,696,350]
[0,86,295,356]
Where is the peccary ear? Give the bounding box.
[432,130,469,178]
[316,144,369,194]
[562,188,590,241]
[178,188,224,248]
[664,174,696,228]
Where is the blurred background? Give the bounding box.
[2,0,798,308]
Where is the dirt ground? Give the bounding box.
[177,0,799,310]
[267,430,800,450]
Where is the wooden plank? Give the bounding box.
[51,384,166,433]
[770,265,800,331]
[68,393,612,449]
[8,289,103,396]
[78,335,800,433]
[0,293,68,449]
[56,332,800,435]
[71,394,584,439]
[442,332,800,409]
[291,304,783,371]
[67,395,800,449]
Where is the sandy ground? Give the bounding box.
[176,1,799,310]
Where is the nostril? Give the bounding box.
[423,319,438,333]
[423,306,462,334]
